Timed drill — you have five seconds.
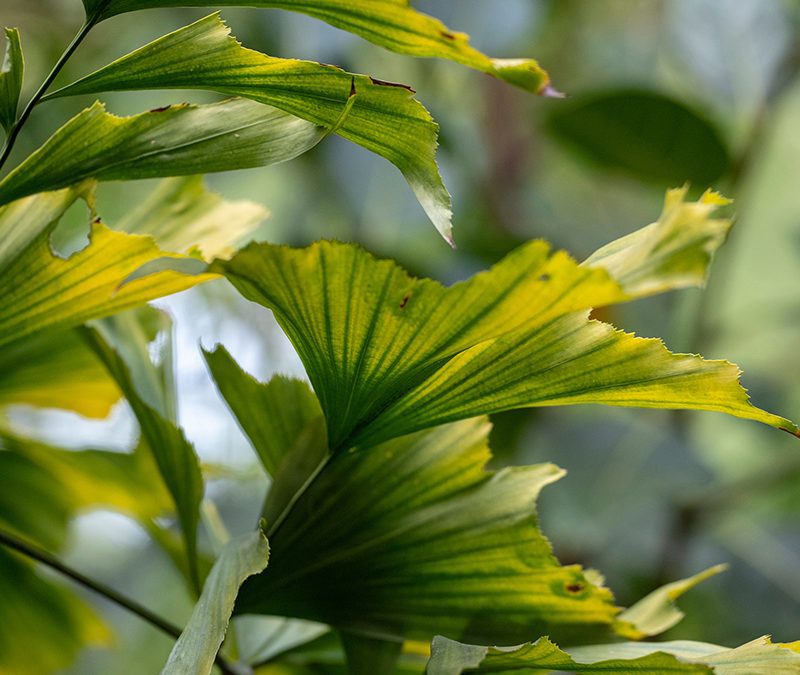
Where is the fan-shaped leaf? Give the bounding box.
[79,1,551,95]
[0,98,325,207]
[236,416,619,644]
[48,14,453,242]
[0,27,23,133]
[428,635,800,674]
[215,188,797,451]
[162,530,269,675]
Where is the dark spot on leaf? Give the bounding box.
[399,293,411,309]
[440,30,456,40]
[92,217,102,224]
[149,105,172,113]
[349,77,356,97]
[538,274,551,282]
[565,583,584,594]
[368,76,415,93]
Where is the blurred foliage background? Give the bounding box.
[2,0,800,672]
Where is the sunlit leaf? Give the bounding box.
[203,345,323,478]
[236,417,619,644]
[0,187,215,350]
[427,635,800,674]
[79,0,551,95]
[0,549,112,675]
[0,98,325,207]
[49,13,454,242]
[84,324,205,591]
[215,189,797,451]
[0,27,23,133]
[547,89,731,185]
[615,564,728,639]
[116,176,268,261]
[162,530,269,675]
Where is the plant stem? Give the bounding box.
[0,17,97,173]
[0,528,245,675]
[265,454,332,539]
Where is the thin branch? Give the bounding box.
[0,527,243,675]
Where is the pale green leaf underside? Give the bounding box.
[0,98,324,208]
[84,325,205,591]
[236,417,619,644]
[0,186,215,351]
[428,635,800,674]
[80,0,551,94]
[215,189,797,451]
[49,13,453,242]
[203,345,323,478]
[0,27,23,133]
[161,530,269,675]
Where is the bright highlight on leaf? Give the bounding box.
[0,98,325,208]
[48,13,454,243]
[0,27,23,134]
[428,634,800,674]
[215,188,798,451]
[161,530,269,675]
[79,0,552,95]
[235,416,619,643]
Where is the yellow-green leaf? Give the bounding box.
[0,98,326,208]
[215,189,797,451]
[0,27,23,133]
[48,14,454,242]
[236,417,619,644]
[162,530,269,675]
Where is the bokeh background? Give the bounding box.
[3,0,800,671]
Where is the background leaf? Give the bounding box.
[0,98,325,207]
[547,89,731,185]
[0,27,23,133]
[49,14,453,242]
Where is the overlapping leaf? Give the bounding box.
[428,635,800,674]
[0,98,325,207]
[0,27,23,133]
[215,188,798,451]
[79,1,552,95]
[48,13,453,242]
[235,416,619,644]
[162,530,269,675]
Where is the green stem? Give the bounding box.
[0,17,97,173]
[0,528,245,675]
[266,454,332,538]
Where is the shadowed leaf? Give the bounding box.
[0,27,23,133]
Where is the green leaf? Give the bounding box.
[339,632,403,675]
[203,345,323,478]
[0,186,215,351]
[80,1,552,95]
[48,14,454,242]
[0,28,23,133]
[547,89,731,185]
[615,564,728,640]
[161,529,269,675]
[116,176,268,261]
[0,98,325,208]
[0,548,112,675]
[215,189,797,451]
[236,417,619,644]
[427,635,800,674]
[84,324,205,591]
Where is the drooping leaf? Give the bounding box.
[0,98,325,208]
[116,176,268,261]
[427,635,800,674]
[0,548,112,675]
[203,345,323,478]
[0,27,23,133]
[614,564,728,640]
[0,187,215,350]
[547,89,731,185]
[215,189,797,451]
[48,14,454,242]
[236,417,619,644]
[84,324,205,591]
[161,530,269,675]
